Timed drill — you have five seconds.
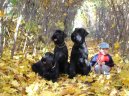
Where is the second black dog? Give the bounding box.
[51,30,69,76]
[69,28,91,78]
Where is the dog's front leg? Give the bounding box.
[69,50,76,78]
[69,60,76,78]
[50,68,58,82]
[82,66,88,75]
[53,64,59,82]
[78,58,88,75]
[85,59,91,75]
[53,54,60,82]
[82,59,91,75]
[64,60,69,74]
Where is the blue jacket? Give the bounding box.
[90,54,114,67]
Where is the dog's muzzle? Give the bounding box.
[76,35,82,42]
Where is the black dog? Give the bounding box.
[69,28,91,78]
[51,30,69,75]
[32,52,58,82]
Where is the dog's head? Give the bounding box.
[41,52,54,69]
[71,28,89,45]
[51,30,67,45]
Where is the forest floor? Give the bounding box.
[0,40,129,96]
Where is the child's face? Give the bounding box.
[100,48,109,55]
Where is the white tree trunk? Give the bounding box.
[23,36,27,53]
[11,4,25,58]
[0,18,3,57]
[11,15,23,58]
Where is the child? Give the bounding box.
[90,42,114,75]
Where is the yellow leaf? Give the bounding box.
[63,13,67,16]
[85,76,94,82]
[61,86,76,95]
[111,23,115,28]
[26,82,40,96]
[114,42,120,50]
[124,59,129,64]
[52,82,59,90]
[80,76,86,82]
[26,72,36,78]
[13,56,20,60]
[2,86,17,93]
[69,0,74,4]
[11,80,20,87]
[55,20,64,30]
[66,85,76,94]
[41,91,55,96]
[110,88,118,96]
[0,10,4,17]
[79,94,86,96]
[113,53,122,64]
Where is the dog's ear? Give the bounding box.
[71,31,75,42]
[51,35,54,41]
[80,28,89,37]
[84,30,89,37]
[41,52,48,62]
[51,30,58,41]
[51,32,55,41]
[71,28,79,42]
[41,56,45,63]
[75,28,79,31]
[57,30,67,38]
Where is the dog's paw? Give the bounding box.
[52,78,57,82]
[68,72,76,79]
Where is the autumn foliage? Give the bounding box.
[0,40,129,96]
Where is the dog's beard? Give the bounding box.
[76,35,82,42]
[74,35,83,44]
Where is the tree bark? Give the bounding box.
[0,18,3,57]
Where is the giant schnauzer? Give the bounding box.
[69,28,91,78]
[51,30,69,76]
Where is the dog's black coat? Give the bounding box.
[51,30,69,75]
[69,28,91,78]
[32,52,58,82]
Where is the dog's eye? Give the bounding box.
[54,38,57,41]
[43,61,46,63]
